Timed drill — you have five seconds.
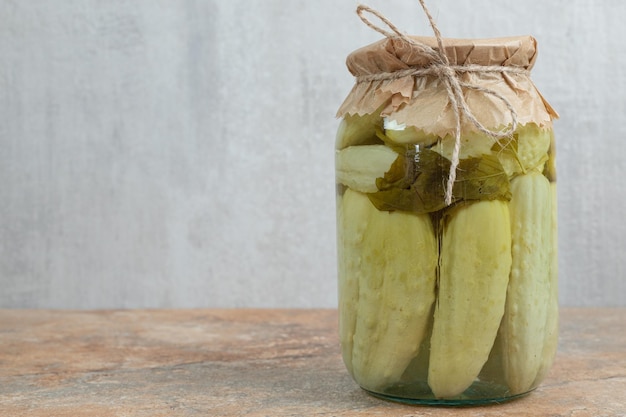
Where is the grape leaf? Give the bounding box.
[368,149,511,214]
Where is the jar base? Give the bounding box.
[362,382,534,406]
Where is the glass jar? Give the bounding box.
[335,35,558,405]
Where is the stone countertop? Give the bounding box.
[0,308,624,416]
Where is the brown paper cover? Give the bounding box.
[337,35,558,137]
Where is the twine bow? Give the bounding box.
[356,1,527,206]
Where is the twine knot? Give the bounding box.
[356,1,526,206]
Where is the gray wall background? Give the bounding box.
[1,0,624,308]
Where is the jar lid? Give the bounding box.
[337,35,558,136]
[345,35,538,76]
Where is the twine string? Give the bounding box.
[356,1,524,206]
